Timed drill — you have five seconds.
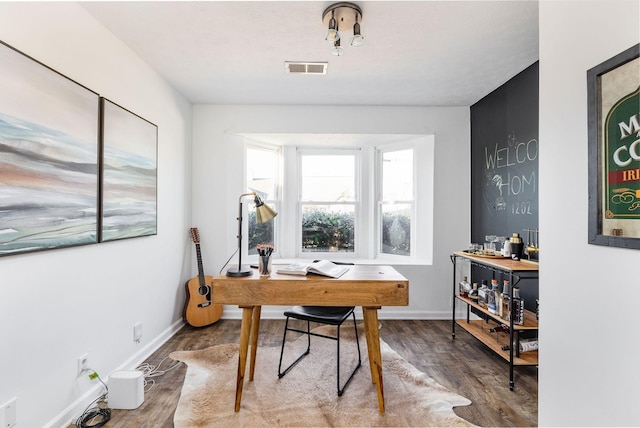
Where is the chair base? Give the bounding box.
[277,308,362,396]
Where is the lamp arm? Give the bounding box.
[235,192,256,271]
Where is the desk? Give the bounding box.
[211,265,409,414]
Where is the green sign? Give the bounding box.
[604,86,640,219]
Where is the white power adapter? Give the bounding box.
[108,370,144,409]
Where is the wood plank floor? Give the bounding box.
[71,319,537,427]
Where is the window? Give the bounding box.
[299,151,358,253]
[246,145,279,255]
[244,134,433,265]
[379,149,414,256]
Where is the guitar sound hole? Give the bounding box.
[198,285,210,296]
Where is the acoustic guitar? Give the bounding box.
[183,227,223,327]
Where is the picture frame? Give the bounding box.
[99,98,158,242]
[587,43,640,249]
[0,41,100,256]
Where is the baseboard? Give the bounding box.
[46,319,185,428]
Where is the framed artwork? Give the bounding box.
[100,98,157,242]
[0,41,100,256]
[587,43,640,249]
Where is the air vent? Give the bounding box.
[285,61,328,75]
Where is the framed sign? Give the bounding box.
[588,43,640,249]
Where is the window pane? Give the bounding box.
[248,202,276,255]
[247,148,277,200]
[381,204,411,255]
[301,204,354,253]
[382,149,413,201]
[247,146,278,255]
[301,154,355,201]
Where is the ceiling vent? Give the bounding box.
[285,62,328,75]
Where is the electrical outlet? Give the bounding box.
[77,353,89,376]
[133,322,143,342]
[0,397,17,428]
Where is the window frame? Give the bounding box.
[242,134,433,265]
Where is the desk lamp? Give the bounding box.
[226,192,277,277]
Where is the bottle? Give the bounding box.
[496,284,504,318]
[469,282,479,304]
[501,279,511,321]
[458,275,471,298]
[502,339,538,352]
[487,279,498,314]
[477,280,489,308]
[489,324,509,333]
[512,286,525,325]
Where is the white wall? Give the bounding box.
[0,3,192,427]
[192,105,471,320]
[539,1,639,426]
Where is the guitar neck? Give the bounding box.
[195,243,206,286]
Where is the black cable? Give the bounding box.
[75,368,111,428]
[219,248,238,274]
[76,407,111,428]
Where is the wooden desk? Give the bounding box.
[211,265,409,414]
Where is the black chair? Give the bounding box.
[277,305,362,396]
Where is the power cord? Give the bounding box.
[135,356,183,393]
[219,248,238,274]
[75,368,111,428]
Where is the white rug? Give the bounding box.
[170,324,475,427]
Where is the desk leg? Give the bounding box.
[249,306,261,381]
[235,305,255,412]
[362,306,385,414]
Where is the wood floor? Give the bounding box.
[72,319,537,427]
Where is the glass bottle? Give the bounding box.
[501,279,511,321]
[487,279,498,314]
[469,282,479,304]
[458,275,471,298]
[512,286,525,325]
[477,280,489,308]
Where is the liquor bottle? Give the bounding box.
[469,282,479,304]
[489,324,510,333]
[458,275,471,298]
[477,280,489,308]
[487,279,498,314]
[512,286,525,325]
[501,279,511,321]
[502,339,538,352]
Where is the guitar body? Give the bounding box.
[183,227,223,327]
[183,275,223,327]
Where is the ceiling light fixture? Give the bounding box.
[325,9,339,42]
[331,38,344,56]
[351,14,364,47]
[322,2,363,55]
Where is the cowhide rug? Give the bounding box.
[170,324,475,427]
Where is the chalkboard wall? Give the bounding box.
[470,62,539,311]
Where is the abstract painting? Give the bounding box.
[100,98,157,242]
[0,41,100,256]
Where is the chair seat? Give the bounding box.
[283,306,355,325]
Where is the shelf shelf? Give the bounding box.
[455,295,538,330]
[455,319,538,366]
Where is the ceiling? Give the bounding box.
[81,1,539,106]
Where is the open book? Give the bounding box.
[276,260,350,278]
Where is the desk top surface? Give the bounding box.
[211,264,409,307]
